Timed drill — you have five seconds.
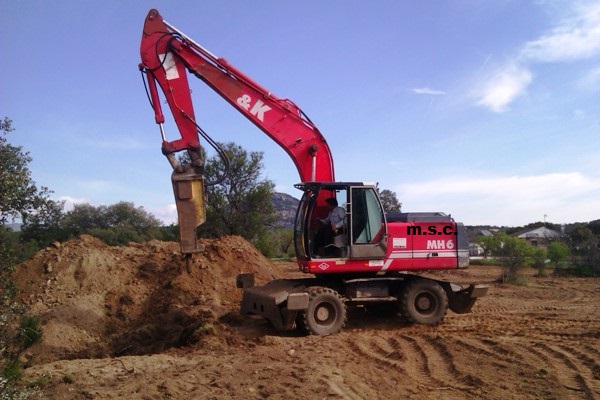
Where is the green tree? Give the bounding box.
[159,223,179,242]
[378,189,402,213]
[588,219,600,235]
[0,118,58,226]
[2,315,42,382]
[547,241,569,269]
[0,117,45,389]
[569,224,594,246]
[274,228,295,257]
[20,198,66,252]
[479,233,533,283]
[61,203,108,235]
[256,228,295,259]
[531,247,548,277]
[475,234,500,259]
[199,142,276,243]
[60,202,163,245]
[566,224,600,276]
[495,234,534,283]
[575,238,600,276]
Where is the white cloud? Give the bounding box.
[519,2,600,63]
[57,195,88,211]
[577,65,600,89]
[475,63,533,113]
[396,172,600,226]
[573,109,586,120]
[412,87,446,95]
[474,1,600,112]
[149,203,178,225]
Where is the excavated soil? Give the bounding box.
[11,235,600,399]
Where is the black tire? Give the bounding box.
[299,287,346,335]
[401,279,448,326]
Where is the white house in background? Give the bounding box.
[516,226,561,246]
[469,229,494,257]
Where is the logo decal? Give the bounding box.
[159,53,179,80]
[236,94,271,122]
[426,240,455,250]
[393,237,407,248]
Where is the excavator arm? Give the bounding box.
[139,9,335,253]
[141,9,335,182]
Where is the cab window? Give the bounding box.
[351,187,384,244]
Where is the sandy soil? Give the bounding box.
[11,235,600,399]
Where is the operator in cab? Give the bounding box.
[321,198,345,234]
[314,197,346,256]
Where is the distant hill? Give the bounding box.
[272,192,299,228]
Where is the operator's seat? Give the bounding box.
[330,217,348,257]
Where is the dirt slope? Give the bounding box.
[12,236,600,399]
[12,235,277,362]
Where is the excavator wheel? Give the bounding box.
[401,279,448,326]
[298,287,346,335]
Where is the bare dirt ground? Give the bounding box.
[12,235,600,399]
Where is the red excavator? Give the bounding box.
[139,9,487,335]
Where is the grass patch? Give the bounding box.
[469,258,498,266]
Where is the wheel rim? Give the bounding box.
[302,287,347,335]
[414,292,437,316]
[314,302,336,325]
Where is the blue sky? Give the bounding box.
[1,0,599,227]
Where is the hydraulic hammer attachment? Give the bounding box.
[171,166,206,254]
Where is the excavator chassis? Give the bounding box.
[237,273,488,334]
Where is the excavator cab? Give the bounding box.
[294,182,388,261]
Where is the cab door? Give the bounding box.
[349,186,387,259]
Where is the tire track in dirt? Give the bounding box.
[348,333,481,394]
[452,336,535,375]
[415,335,482,391]
[560,345,600,385]
[319,372,365,400]
[453,328,600,398]
[394,334,446,388]
[475,303,583,315]
[581,345,600,381]
[470,337,558,384]
[532,342,599,400]
[452,336,514,368]
[348,336,408,374]
[476,284,585,310]
[446,310,600,342]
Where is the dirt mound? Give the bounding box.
[12,235,279,363]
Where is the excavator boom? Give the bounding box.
[139,9,335,252]
[140,9,335,182]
